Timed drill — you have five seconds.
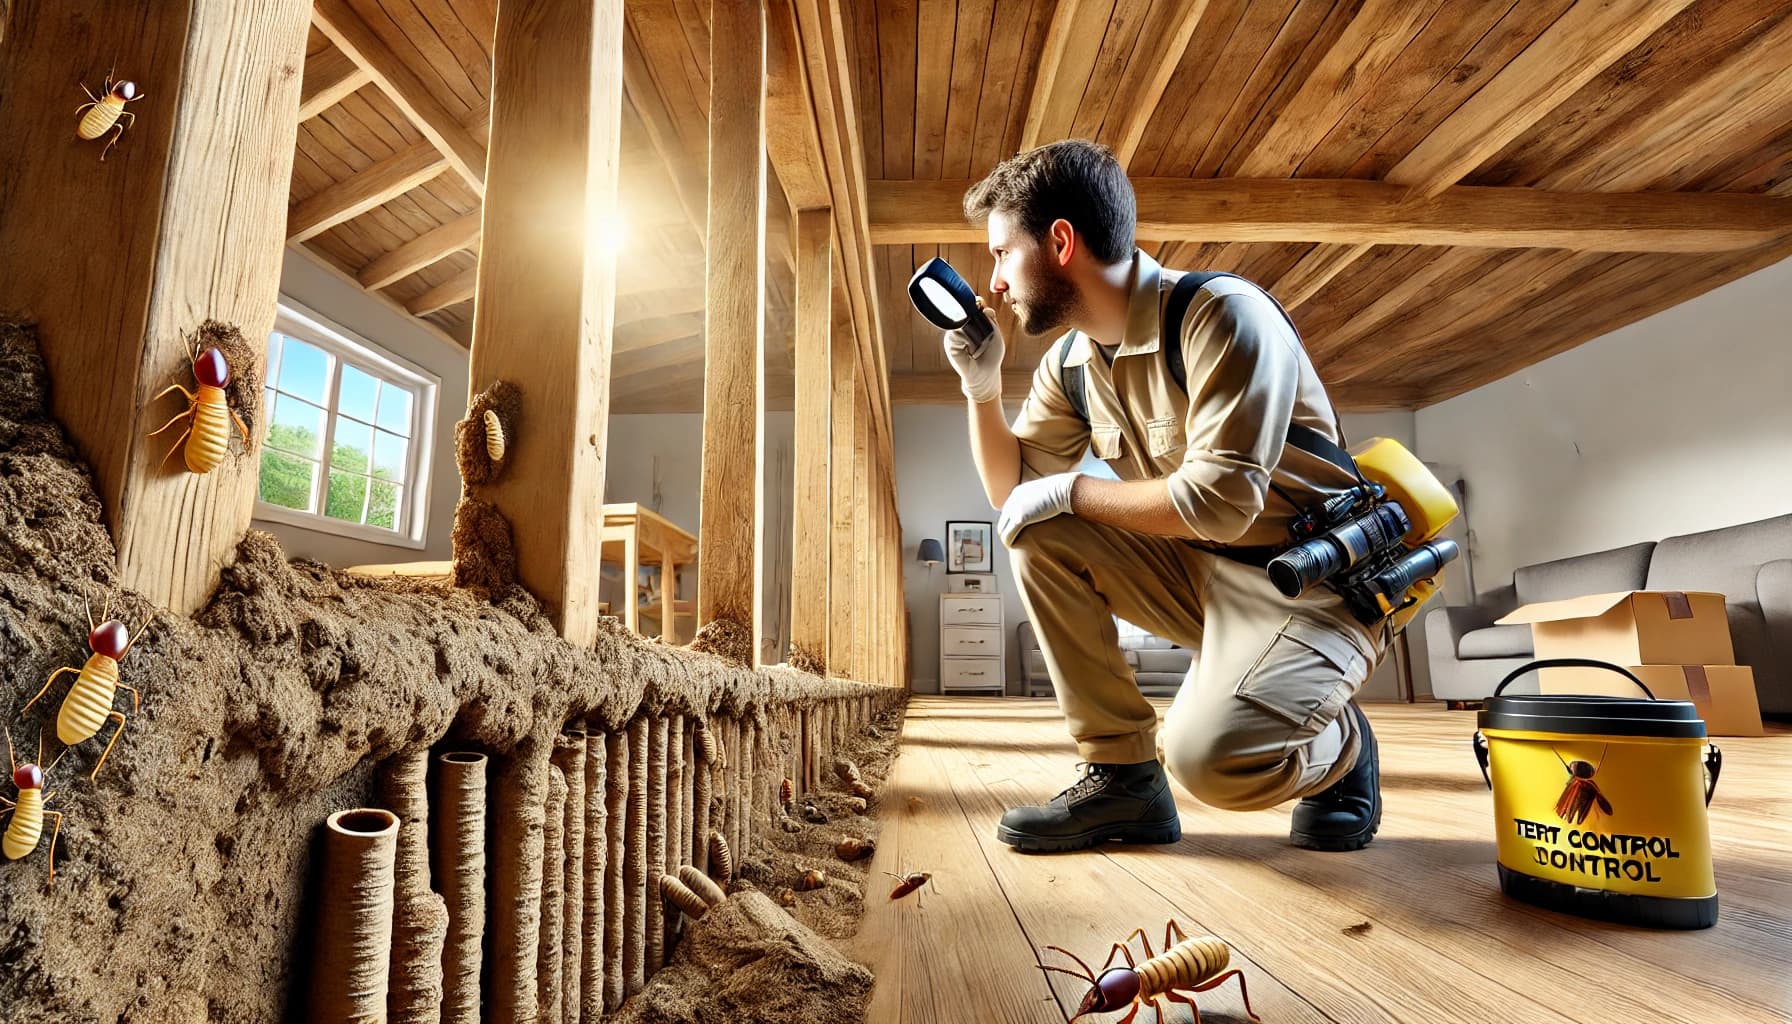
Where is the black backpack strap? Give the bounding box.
[1056,333,1088,424]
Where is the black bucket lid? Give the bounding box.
[1477,659,1708,739]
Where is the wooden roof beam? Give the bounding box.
[288,141,447,242]
[311,0,488,194]
[299,44,369,121]
[356,212,481,290]
[406,265,477,316]
[1270,0,1700,307]
[871,178,1792,252]
[766,0,831,210]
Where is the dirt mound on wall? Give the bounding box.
[0,319,904,1023]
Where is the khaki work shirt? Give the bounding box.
[1010,249,1357,549]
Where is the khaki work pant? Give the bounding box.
[1009,514,1390,811]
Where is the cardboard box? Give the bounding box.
[1538,664,1765,737]
[1497,591,1735,691]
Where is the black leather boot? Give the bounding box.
[1289,701,1381,851]
[996,759,1181,852]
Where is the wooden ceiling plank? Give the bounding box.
[911,0,959,178]
[1297,0,1522,179]
[869,177,1792,250]
[1069,0,1149,142]
[1019,0,1106,151]
[1387,0,1699,194]
[844,0,883,176]
[299,44,370,121]
[970,0,1040,174]
[360,0,484,118]
[287,141,448,242]
[356,211,482,290]
[1106,0,1210,167]
[878,0,918,178]
[1197,0,1347,179]
[1269,0,1700,307]
[312,0,488,194]
[406,263,478,316]
[1128,0,1260,177]
[942,0,998,179]
[1536,12,1792,194]
[1233,0,1448,179]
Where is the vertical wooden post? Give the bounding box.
[853,383,871,679]
[828,282,858,679]
[791,208,833,665]
[0,1,309,613]
[467,0,623,643]
[697,0,768,633]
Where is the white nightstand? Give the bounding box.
[940,593,1004,694]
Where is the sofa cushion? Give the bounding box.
[1457,624,1534,660]
[1646,513,1792,706]
[1514,541,1655,606]
[1133,648,1191,674]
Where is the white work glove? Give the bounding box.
[942,299,1007,404]
[998,472,1080,546]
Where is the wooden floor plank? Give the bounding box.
[907,710,1332,1024]
[847,709,1067,1024]
[854,698,1792,1024]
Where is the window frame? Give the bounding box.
[253,299,439,550]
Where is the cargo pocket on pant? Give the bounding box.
[1233,616,1368,736]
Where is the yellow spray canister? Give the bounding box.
[1473,658,1723,930]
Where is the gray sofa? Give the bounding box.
[1427,512,1792,712]
[1018,618,1192,698]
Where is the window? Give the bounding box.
[255,301,438,547]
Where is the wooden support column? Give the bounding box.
[0,1,310,615]
[852,381,871,679]
[697,0,768,634]
[791,208,833,665]
[828,285,858,679]
[466,0,622,645]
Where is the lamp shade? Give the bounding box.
[917,538,945,565]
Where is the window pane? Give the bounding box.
[375,383,413,436]
[332,418,373,476]
[324,470,369,523]
[372,430,407,481]
[367,479,401,530]
[269,393,326,458]
[277,337,330,404]
[338,364,378,424]
[258,451,316,511]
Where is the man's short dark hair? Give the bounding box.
[962,140,1136,264]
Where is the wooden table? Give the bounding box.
[601,502,697,641]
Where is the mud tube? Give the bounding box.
[552,733,586,1024]
[490,743,548,1022]
[692,719,713,879]
[622,717,649,997]
[378,750,448,1024]
[535,764,566,1023]
[645,715,668,974]
[432,751,488,1024]
[665,716,685,957]
[581,730,609,1023]
[311,808,400,1022]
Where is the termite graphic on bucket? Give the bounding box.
[1474,659,1724,930]
[1554,747,1612,826]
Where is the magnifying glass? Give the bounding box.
[907,257,993,356]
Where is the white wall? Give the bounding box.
[262,246,468,567]
[604,411,796,658]
[1416,255,1792,596]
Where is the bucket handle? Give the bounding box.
[1492,658,1656,699]
[1471,659,1723,805]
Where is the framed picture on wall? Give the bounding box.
[945,520,993,573]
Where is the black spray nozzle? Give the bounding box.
[908,257,993,355]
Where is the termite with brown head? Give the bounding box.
[148,331,251,474]
[2,728,69,884]
[21,591,152,780]
[75,64,146,161]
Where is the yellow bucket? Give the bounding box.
[1473,658,1723,929]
